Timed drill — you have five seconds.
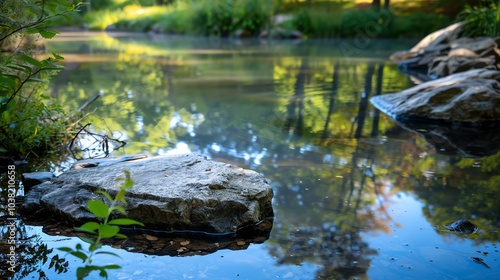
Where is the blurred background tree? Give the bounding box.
[70,0,492,39]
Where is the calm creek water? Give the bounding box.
[2,32,500,279]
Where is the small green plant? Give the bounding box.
[59,170,144,279]
[459,0,500,37]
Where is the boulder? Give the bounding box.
[390,22,500,77]
[390,22,465,68]
[21,153,274,233]
[410,22,465,53]
[370,69,500,124]
[428,55,496,77]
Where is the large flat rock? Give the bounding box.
[21,154,274,233]
[370,69,500,124]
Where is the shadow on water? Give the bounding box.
[2,33,500,279]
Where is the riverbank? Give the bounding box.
[67,1,456,39]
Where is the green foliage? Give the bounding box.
[59,170,144,279]
[83,9,124,30]
[291,8,450,38]
[83,0,272,36]
[0,0,84,158]
[292,8,314,35]
[233,0,272,36]
[382,12,450,38]
[191,0,234,36]
[459,0,500,37]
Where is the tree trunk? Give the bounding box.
[384,0,390,9]
[372,0,381,9]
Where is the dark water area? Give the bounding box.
[2,32,500,279]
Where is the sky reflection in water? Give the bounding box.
[4,32,500,279]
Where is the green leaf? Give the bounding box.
[79,236,95,244]
[98,224,120,238]
[70,251,88,262]
[39,65,65,72]
[115,190,126,204]
[5,64,32,73]
[108,218,144,226]
[96,190,114,202]
[61,13,72,24]
[114,233,127,239]
[89,241,102,252]
[102,264,121,270]
[39,29,59,39]
[0,73,21,89]
[26,77,48,84]
[99,269,108,278]
[123,180,134,190]
[76,267,91,279]
[19,52,43,68]
[88,200,109,218]
[111,205,127,215]
[75,221,101,234]
[74,229,96,235]
[95,251,122,258]
[52,52,64,60]
[57,247,73,253]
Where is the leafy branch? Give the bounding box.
[0,0,85,43]
[0,52,65,114]
[58,170,144,279]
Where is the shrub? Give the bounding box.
[0,0,83,158]
[459,1,500,37]
[233,0,272,36]
[190,0,235,36]
[292,8,314,35]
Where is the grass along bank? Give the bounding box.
[78,0,456,39]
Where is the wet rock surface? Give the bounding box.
[370,69,500,125]
[374,22,500,157]
[444,220,478,235]
[22,172,54,192]
[21,153,274,233]
[391,22,500,77]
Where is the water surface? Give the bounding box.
[2,32,500,279]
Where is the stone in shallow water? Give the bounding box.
[21,153,274,233]
[22,172,54,191]
[370,69,500,124]
[444,220,478,235]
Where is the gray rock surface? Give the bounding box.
[21,154,274,233]
[21,172,54,192]
[370,69,500,124]
[390,22,500,77]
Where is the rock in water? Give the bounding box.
[21,154,274,233]
[444,220,478,235]
[370,69,500,124]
